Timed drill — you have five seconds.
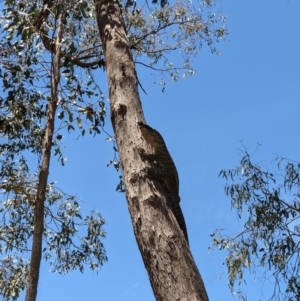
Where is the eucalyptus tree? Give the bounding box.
[93,0,226,300]
[0,1,107,301]
[215,151,300,301]
[0,0,227,300]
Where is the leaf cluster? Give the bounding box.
[0,158,107,300]
[213,151,300,301]
[123,0,228,82]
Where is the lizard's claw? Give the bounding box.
[141,167,153,177]
[138,148,146,157]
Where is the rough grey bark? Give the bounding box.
[94,1,209,300]
[25,14,63,301]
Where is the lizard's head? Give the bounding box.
[137,121,166,149]
[137,122,153,143]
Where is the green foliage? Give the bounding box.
[0,162,107,300]
[0,0,107,152]
[0,256,29,301]
[213,150,300,301]
[123,0,228,83]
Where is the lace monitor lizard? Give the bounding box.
[137,121,189,245]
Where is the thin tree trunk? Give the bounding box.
[94,1,209,300]
[25,13,63,301]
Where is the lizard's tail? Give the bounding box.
[172,202,189,246]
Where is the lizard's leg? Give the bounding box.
[138,148,157,161]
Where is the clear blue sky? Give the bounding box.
[19,0,300,300]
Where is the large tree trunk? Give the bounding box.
[94,1,209,300]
